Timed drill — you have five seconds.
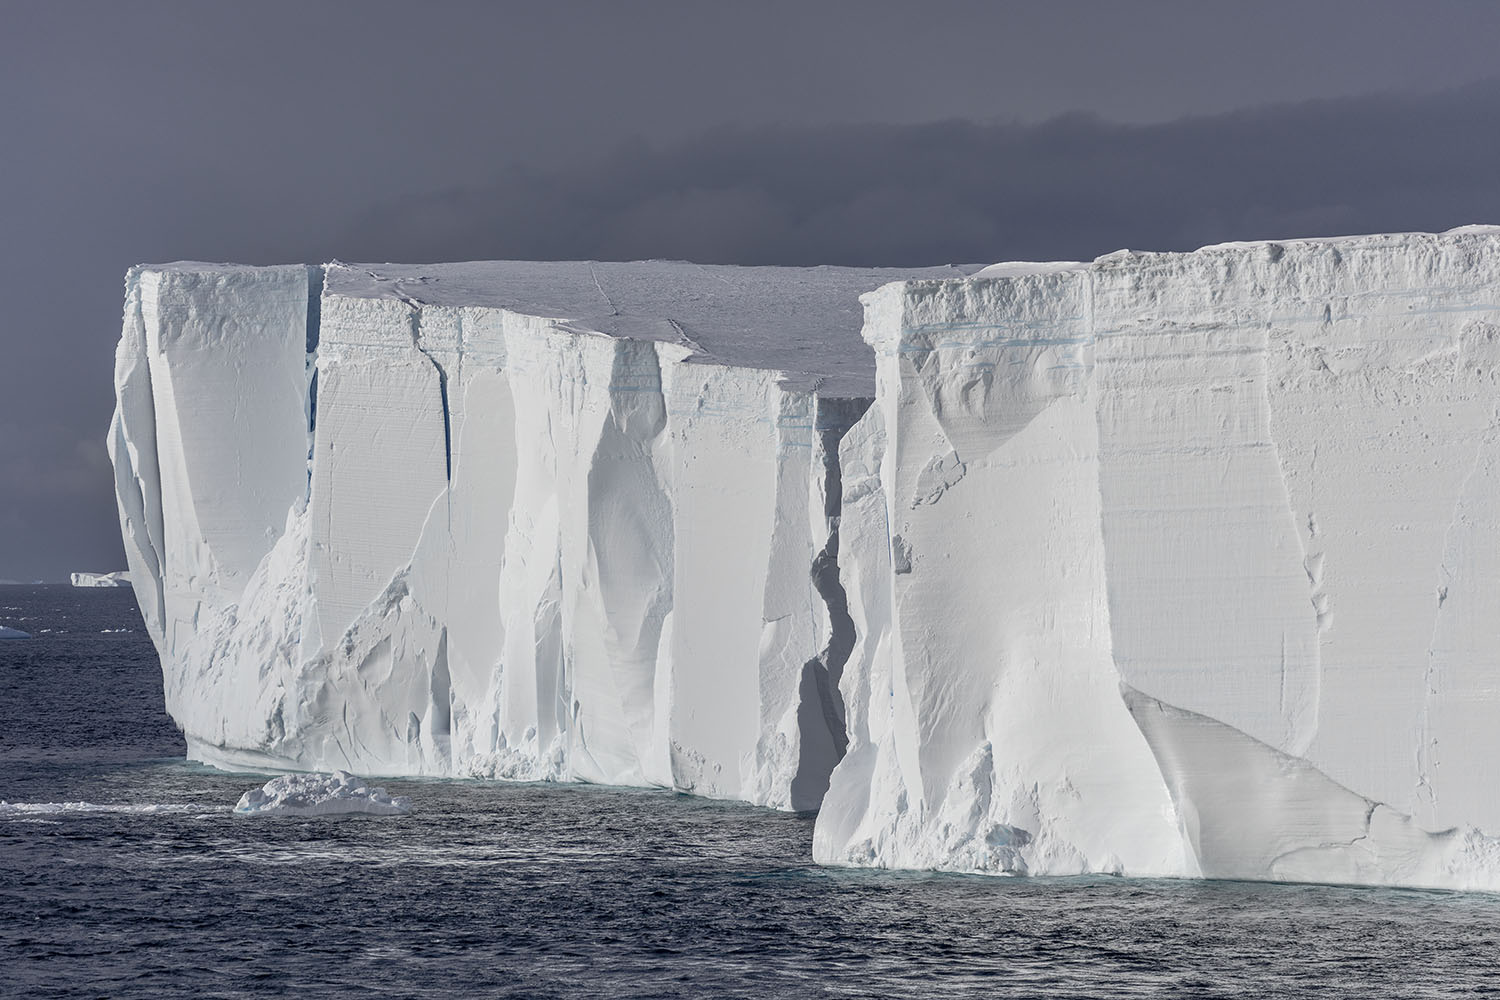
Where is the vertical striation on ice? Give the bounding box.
[111,258,973,811]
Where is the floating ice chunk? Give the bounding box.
[70,571,131,587]
[233,771,411,817]
[0,626,29,639]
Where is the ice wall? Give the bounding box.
[110,259,970,811]
[814,227,1500,889]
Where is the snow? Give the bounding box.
[971,260,1087,279]
[70,571,131,587]
[325,260,977,398]
[0,626,30,640]
[814,226,1500,890]
[110,229,1500,890]
[233,771,410,817]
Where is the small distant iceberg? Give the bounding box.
[233,770,411,817]
[70,571,131,588]
[0,626,29,640]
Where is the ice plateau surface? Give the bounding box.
[813,227,1500,890]
[110,259,972,813]
[112,231,1500,889]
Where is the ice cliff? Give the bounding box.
[813,227,1500,890]
[110,259,970,812]
[112,228,1500,890]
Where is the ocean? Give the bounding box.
[2,584,1498,998]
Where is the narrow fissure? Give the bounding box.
[790,394,873,809]
[304,266,324,496]
[409,309,453,481]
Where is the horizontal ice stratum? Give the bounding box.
[111,228,1500,890]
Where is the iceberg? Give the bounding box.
[70,571,131,587]
[110,259,972,812]
[814,227,1500,890]
[110,228,1500,890]
[233,770,410,817]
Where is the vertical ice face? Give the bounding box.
[110,263,315,741]
[814,269,1191,878]
[816,228,1500,889]
[111,258,973,811]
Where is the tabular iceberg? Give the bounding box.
[814,227,1500,890]
[71,571,131,587]
[110,259,971,812]
[111,228,1500,890]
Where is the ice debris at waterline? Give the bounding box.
[70,570,131,587]
[110,228,1500,890]
[234,771,411,817]
[0,626,30,640]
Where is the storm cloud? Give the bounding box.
[342,82,1500,267]
[3,1,1500,579]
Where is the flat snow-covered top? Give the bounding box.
[1186,224,1500,255]
[144,261,310,276]
[326,260,978,397]
[972,260,1088,279]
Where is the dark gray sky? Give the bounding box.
[4,0,1500,581]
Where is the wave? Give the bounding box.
[0,801,230,816]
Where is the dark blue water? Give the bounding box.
[4,586,1500,998]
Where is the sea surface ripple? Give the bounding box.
[3,585,1498,998]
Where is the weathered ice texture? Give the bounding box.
[814,227,1500,889]
[109,259,971,811]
